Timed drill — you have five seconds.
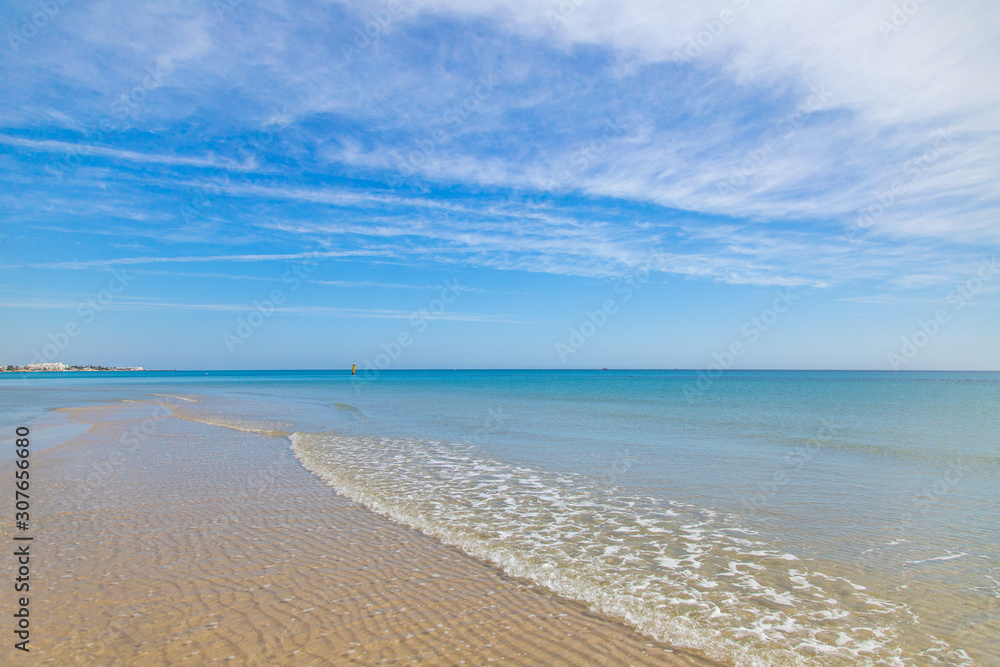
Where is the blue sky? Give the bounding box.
[1,0,998,370]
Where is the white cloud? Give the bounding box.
[24,250,384,269]
[0,296,524,321]
[3,0,996,291]
[344,0,1000,242]
[0,135,254,170]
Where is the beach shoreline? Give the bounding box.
[1,403,718,665]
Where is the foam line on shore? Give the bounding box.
[290,432,941,666]
[172,411,293,437]
[9,404,717,665]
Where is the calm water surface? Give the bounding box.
[2,370,997,665]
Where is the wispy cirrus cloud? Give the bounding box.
[2,0,999,371]
[0,296,524,322]
[0,135,256,170]
[21,250,386,270]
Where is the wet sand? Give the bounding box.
[1,404,719,665]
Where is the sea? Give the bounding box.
[2,369,997,665]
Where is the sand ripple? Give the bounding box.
[1,406,716,666]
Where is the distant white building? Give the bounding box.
[26,362,67,371]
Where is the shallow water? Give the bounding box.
[3,369,997,664]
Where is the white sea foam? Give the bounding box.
[150,393,199,402]
[289,432,938,666]
[176,413,291,437]
[905,553,970,565]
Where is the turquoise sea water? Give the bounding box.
[2,370,997,665]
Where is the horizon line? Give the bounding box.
[3,368,999,373]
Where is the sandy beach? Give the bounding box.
[1,403,718,666]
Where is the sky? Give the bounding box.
[1,0,998,370]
